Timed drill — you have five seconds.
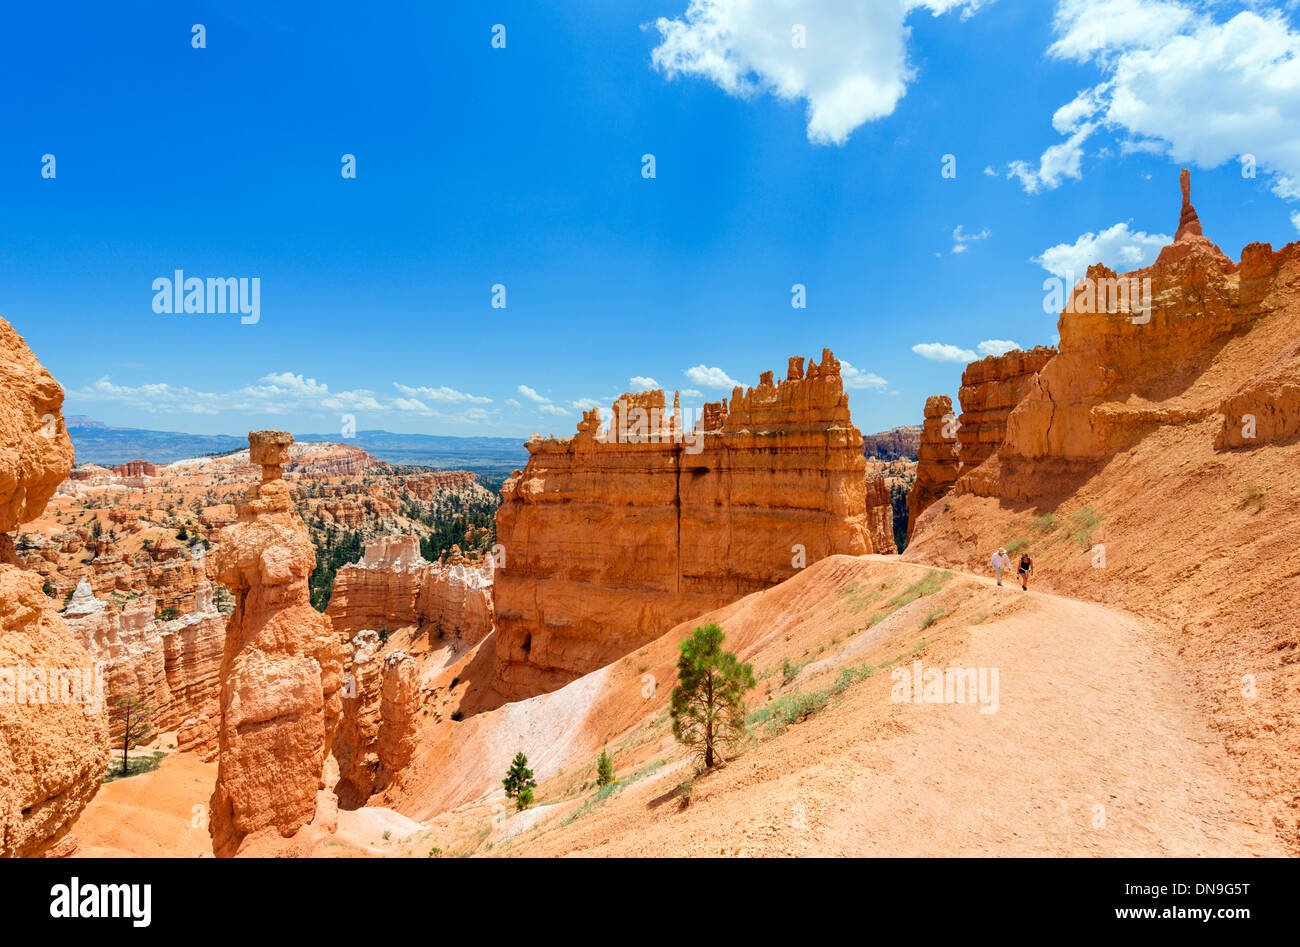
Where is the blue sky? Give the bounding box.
[4,0,1299,440]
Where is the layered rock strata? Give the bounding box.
[957,347,1056,471]
[325,535,494,644]
[63,579,224,750]
[492,349,873,700]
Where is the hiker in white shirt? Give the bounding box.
[990,548,1011,586]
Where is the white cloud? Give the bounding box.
[840,360,888,390]
[1292,210,1300,233]
[680,388,705,399]
[650,0,988,146]
[1007,122,1095,193]
[983,165,997,176]
[1033,221,1171,278]
[392,382,491,404]
[977,339,1020,357]
[684,364,740,388]
[570,397,604,411]
[539,404,571,417]
[912,342,977,363]
[68,372,493,425]
[505,398,522,409]
[517,384,550,403]
[1015,2,1300,198]
[630,375,660,389]
[952,224,990,253]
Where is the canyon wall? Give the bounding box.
[325,534,494,643]
[0,315,107,857]
[492,348,874,701]
[957,346,1056,471]
[208,431,346,857]
[63,578,224,752]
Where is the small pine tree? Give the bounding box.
[502,752,537,810]
[670,623,756,769]
[596,748,614,787]
[111,696,154,777]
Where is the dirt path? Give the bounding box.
[807,557,1282,856]
[509,555,1283,857]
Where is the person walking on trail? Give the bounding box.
[1017,551,1034,591]
[990,547,1011,586]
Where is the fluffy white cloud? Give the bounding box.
[651,0,988,145]
[392,382,491,404]
[840,360,888,390]
[977,339,1020,357]
[630,375,660,389]
[684,364,740,388]
[951,224,990,253]
[539,403,571,417]
[912,342,976,363]
[1032,221,1170,278]
[516,384,550,403]
[1013,2,1300,198]
[505,398,522,409]
[1007,123,1095,193]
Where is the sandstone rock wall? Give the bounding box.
[63,579,224,750]
[208,431,346,857]
[0,315,107,857]
[862,425,921,461]
[325,535,495,643]
[957,347,1056,471]
[865,476,897,555]
[492,349,871,701]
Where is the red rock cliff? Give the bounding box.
[491,348,871,702]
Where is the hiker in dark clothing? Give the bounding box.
[1017,552,1033,591]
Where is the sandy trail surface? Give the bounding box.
[510,557,1282,857]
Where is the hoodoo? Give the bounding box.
[208,431,346,857]
[491,348,877,702]
[905,395,961,541]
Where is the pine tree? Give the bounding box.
[596,748,614,787]
[502,751,537,810]
[670,623,756,769]
[111,696,154,777]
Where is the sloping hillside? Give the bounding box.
[370,555,1281,857]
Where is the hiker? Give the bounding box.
[990,547,1011,586]
[1017,551,1034,591]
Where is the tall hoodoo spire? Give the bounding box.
[1175,167,1204,242]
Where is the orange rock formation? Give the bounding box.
[905,396,960,541]
[63,578,224,753]
[957,347,1056,472]
[208,431,346,857]
[0,316,107,857]
[491,349,873,702]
